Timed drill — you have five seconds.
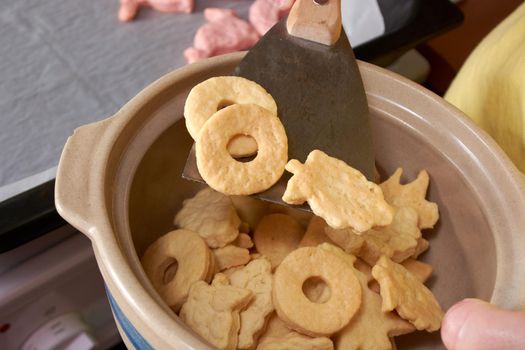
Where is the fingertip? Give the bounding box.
[442,298,494,349]
[441,299,474,349]
[441,298,525,350]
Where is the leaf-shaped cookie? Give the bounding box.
[317,244,415,350]
[174,187,240,248]
[229,258,274,349]
[282,150,394,232]
[358,207,421,265]
[179,275,253,350]
[213,244,251,271]
[380,169,439,229]
[367,258,433,294]
[372,256,444,332]
[325,207,421,265]
[412,238,430,259]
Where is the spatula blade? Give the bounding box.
[235,19,374,177]
[182,16,374,209]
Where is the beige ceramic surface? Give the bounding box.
[55,52,525,350]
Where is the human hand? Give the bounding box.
[441,298,525,349]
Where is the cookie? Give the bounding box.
[196,104,288,195]
[229,258,274,349]
[257,313,334,350]
[357,207,421,265]
[205,248,217,282]
[253,213,305,269]
[222,265,245,277]
[371,256,444,332]
[323,226,364,255]
[380,169,439,229]
[412,238,430,259]
[267,203,313,229]
[174,187,240,248]
[282,150,394,232]
[302,276,332,304]
[365,258,433,294]
[298,216,335,248]
[272,246,362,336]
[184,76,277,157]
[213,244,251,271]
[250,253,263,260]
[179,275,253,350]
[141,229,212,312]
[324,207,421,266]
[233,233,254,249]
[317,244,414,350]
[401,259,433,284]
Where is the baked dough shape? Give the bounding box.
[141,229,212,312]
[196,103,288,195]
[185,76,277,157]
[272,246,362,337]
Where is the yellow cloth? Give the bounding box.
[445,3,525,172]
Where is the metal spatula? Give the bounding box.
[183,0,374,209]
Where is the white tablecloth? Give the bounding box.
[0,0,384,201]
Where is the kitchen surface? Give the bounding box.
[1,0,524,349]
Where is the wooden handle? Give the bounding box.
[286,0,342,46]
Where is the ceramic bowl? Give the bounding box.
[55,52,525,349]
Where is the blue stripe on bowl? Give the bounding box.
[105,285,155,350]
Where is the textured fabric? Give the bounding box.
[0,0,384,198]
[445,3,525,172]
[0,0,250,193]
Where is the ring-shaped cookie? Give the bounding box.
[272,246,362,337]
[185,76,277,157]
[196,103,288,195]
[141,229,212,312]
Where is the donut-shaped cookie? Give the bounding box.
[272,246,362,337]
[184,76,277,157]
[141,229,212,312]
[196,103,288,195]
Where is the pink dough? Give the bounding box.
[279,0,295,11]
[249,0,294,35]
[184,9,260,64]
[119,0,194,22]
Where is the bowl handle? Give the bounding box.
[55,117,115,238]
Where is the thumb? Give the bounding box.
[441,298,525,350]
